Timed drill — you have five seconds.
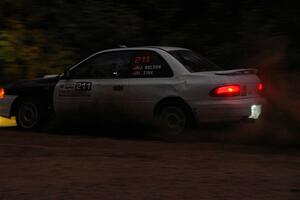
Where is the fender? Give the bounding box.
[4,76,61,116]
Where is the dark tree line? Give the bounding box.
[0,0,299,83]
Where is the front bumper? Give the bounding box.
[190,97,266,123]
[0,95,18,118]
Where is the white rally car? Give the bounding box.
[0,46,264,133]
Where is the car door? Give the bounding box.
[53,51,130,122]
[53,58,93,119]
[126,50,175,122]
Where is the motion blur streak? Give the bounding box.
[0,117,16,127]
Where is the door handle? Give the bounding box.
[113,85,124,91]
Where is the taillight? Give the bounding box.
[210,85,241,97]
[258,83,263,93]
[0,88,5,99]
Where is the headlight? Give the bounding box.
[0,88,5,99]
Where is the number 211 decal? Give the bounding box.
[75,82,92,91]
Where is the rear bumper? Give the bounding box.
[190,97,266,123]
[0,95,18,118]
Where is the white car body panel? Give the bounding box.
[54,78,129,120]
[126,77,183,122]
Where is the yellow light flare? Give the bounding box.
[0,117,16,127]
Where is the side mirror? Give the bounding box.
[63,69,71,79]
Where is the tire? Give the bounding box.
[16,98,48,131]
[156,104,189,135]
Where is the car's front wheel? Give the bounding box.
[16,98,47,131]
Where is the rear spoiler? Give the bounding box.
[215,68,258,75]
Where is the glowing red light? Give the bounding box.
[211,85,241,97]
[258,83,263,92]
[0,88,5,99]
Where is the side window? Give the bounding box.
[70,58,94,79]
[70,52,131,79]
[130,51,173,78]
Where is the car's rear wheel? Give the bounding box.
[157,105,188,135]
[16,98,47,131]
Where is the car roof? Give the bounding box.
[101,46,190,53]
[139,46,190,52]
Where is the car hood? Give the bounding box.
[5,76,60,95]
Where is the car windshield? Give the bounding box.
[169,50,222,72]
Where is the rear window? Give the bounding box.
[130,51,173,78]
[169,50,222,72]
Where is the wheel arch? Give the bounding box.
[10,95,52,116]
[154,96,196,126]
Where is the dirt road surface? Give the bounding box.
[0,126,300,200]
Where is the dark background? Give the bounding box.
[0,0,299,81]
